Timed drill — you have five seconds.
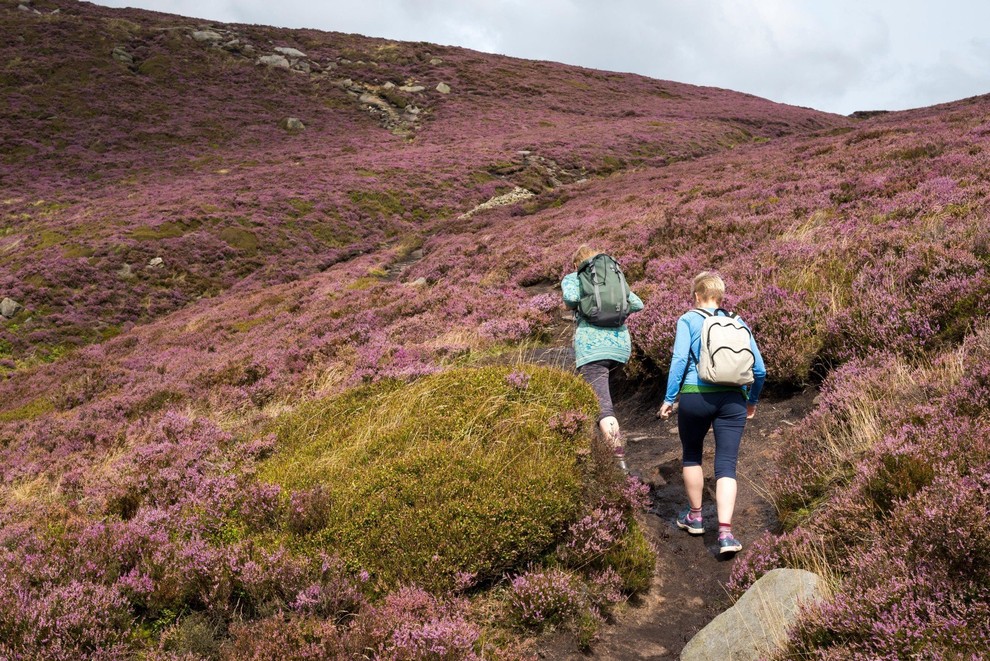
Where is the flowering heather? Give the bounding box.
[3,0,990,657]
[729,325,990,657]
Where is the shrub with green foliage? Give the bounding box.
[259,365,598,591]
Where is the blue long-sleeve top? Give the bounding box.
[663,308,766,405]
[561,272,644,368]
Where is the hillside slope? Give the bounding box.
[3,1,990,659]
[1,0,845,363]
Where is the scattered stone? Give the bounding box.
[404,106,421,116]
[111,47,133,65]
[117,263,134,279]
[274,46,307,59]
[192,30,223,43]
[0,298,22,320]
[280,117,305,131]
[406,277,428,288]
[382,81,396,89]
[292,60,311,74]
[147,257,164,269]
[410,249,424,260]
[435,82,451,94]
[668,426,678,434]
[681,568,825,661]
[429,57,443,65]
[257,54,290,70]
[399,85,425,93]
[517,150,533,156]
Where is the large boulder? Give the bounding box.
[274,46,307,59]
[257,54,290,70]
[1,297,23,319]
[681,568,825,661]
[191,30,223,43]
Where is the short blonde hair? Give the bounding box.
[692,271,725,305]
[573,244,598,269]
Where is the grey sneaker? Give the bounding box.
[676,507,704,535]
[718,532,743,555]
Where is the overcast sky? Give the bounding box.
[92,0,990,115]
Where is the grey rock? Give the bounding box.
[410,249,424,260]
[0,298,22,319]
[404,106,421,116]
[292,60,311,73]
[430,57,443,65]
[117,263,134,279]
[111,47,133,64]
[147,257,164,268]
[382,81,396,89]
[257,54,290,70]
[681,568,825,661]
[192,30,223,43]
[399,85,425,93]
[435,82,451,94]
[280,117,305,131]
[274,46,307,59]
[406,277,428,288]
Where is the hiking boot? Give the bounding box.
[676,507,704,535]
[718,532,743,555]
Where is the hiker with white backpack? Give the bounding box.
[658,271,766,555]
[562,245,644,471]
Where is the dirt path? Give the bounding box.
[522,303,817,659]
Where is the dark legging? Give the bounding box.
[577,359,621,422]
[678,391,747,480]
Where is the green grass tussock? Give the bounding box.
[259,365,599,591]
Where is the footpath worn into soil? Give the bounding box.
[526,307,817,659]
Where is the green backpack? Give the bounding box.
[576,254,631,328]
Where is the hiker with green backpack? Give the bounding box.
[658,271,766,555]
[562,245,644,471]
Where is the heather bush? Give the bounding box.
[731,324,990,658]
[508,568,584,628]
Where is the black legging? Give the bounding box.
[678,391,747,480]
[577,359,621,422]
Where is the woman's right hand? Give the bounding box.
[658,402,674,420]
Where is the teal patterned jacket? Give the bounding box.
[561,272,644,368]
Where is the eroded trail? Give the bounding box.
[523,311,817,659]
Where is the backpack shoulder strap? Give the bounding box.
[715,308,737,319]
[692,308,712,318]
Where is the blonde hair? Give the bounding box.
[572,245,598,269]
[692,271,725,305]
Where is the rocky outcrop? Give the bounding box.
[459,187,535,219]
[680,568,826,661]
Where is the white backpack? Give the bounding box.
[693,308,755,386]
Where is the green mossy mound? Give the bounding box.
[259,365,598,591]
